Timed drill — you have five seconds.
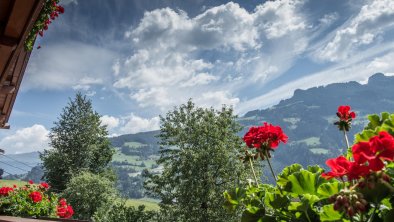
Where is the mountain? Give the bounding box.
[110,73,394,180]
[239,73,394,174]
[4,73,394,186]
[0,152,40,176]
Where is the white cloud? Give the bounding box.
[119,114,160,134]
[100,115,120,130]
[180,73,218,87]
[319,12,339,25]
[237,48,394,114]
[315,0,394,62]
[254,0,306,39]
[0,125,50,154]
[195,91,240,109]
[114,1,308,111]
[24,41,116,91]
[112,60,120,76]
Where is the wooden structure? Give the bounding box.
[0,0,44,129]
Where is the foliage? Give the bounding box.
[93,199,157,222]
[0,181,73,219]
[145,101,250,222]
[40,92,114,191]
[224,107,394,222]
[25,0,64,51]
[61,171,118,220]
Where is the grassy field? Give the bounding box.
[0,179,31,187]
[310,148,329,154]
[124,142,144,148]
[126,198,160,211]
[298,137,321,146]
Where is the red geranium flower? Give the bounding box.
[57,199,74,218]
[335,105,356,131]
[243,122,288,149]
[0,187,14,196]
[321,156,369,180]
[40,182,50,189]
[29,191,43,203]
[352,131,394,171]
[370,131,394,161]
[337,105,356,121]
[28,180,34,184]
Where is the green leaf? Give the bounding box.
[355,112,394,143]
[367,114,383,130]
[317,181,343,198]
[264,191,289,209]
[355,129,376,143]
[241,208,265,222]
[277,164,302,190]
[319,204,343,221]
[307,165,324,174]
[288,169,317,195]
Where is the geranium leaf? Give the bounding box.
[319,204,343,221]
[288,169,318,195]
[264,191,289,209]
[277,164,302,191]
[317,181,343,198]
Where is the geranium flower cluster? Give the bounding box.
[57,198,74,219]
[25,0,65,51]
[0,181,74,219]
[322,131,394,180]
[38,0,64,37]
[334,105,356,131]
[243,122,288,150]
[0,186,13,196]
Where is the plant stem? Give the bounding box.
[305,211,312,222]
[344,130,350,150]
[248,157,259,185]
[265,149,277,181]
[343,130,353,160]
[368,206,378,222]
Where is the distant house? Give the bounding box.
[0,0,44,129]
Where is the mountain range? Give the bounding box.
[3,73,394,181]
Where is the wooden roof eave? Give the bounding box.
[0,0,45,129]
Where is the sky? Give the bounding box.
[1,0,394,154]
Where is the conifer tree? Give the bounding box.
[40,92,113,191]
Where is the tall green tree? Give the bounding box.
[40,92,114,191]
[145,101,248,222]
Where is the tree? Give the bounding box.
[62,171,118,220]
[40,92,114,191]
[93,201,158,222]
[145,101,248,222]
[23,165,44,183]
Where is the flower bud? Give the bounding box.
[347,207,355,217]
[355,201,365,212]
[333,202,341,211]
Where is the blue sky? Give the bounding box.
[2,0,394,154]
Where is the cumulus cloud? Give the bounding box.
[100,115,120,130]
[119,114,160,134]
[195,91,240,108]
[114,0,308,111]
[0,125,50,154]
[254,0,306,39]
[315,0,394,62]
